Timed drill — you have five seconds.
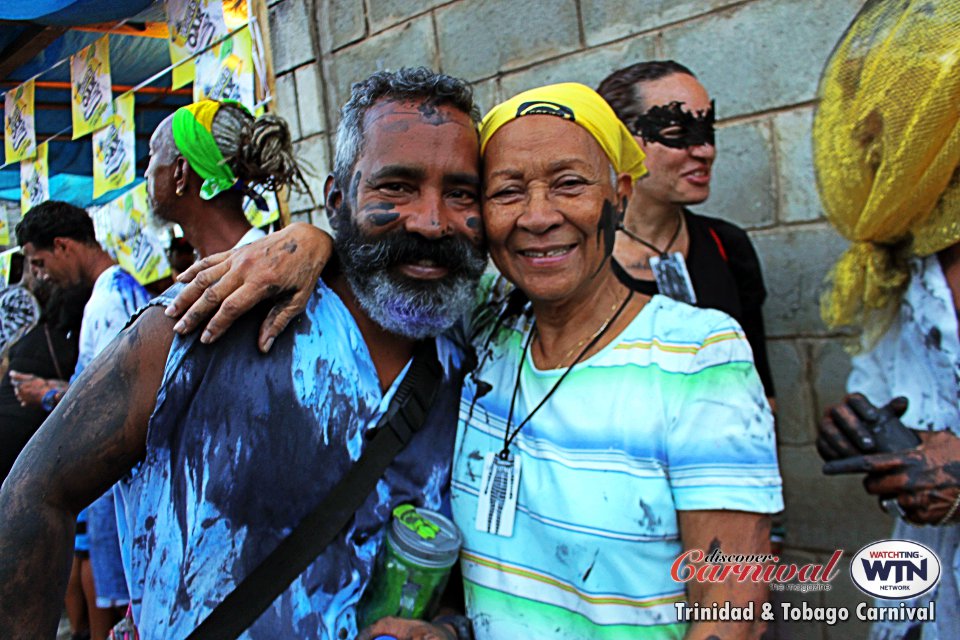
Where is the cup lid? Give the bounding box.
[389,505,462,568]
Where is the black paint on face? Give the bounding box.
[597,198,619,258]
[633,100,716,149]
[368,212,401,226]
[417,99,454,126]
[350,170,362,203]
[465,216,481,230]
[360,201,400,226]
[590,199,620,279]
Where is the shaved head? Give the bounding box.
[151,114,179,165]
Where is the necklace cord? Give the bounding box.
[500,290,635,458]
[618,209,684,257]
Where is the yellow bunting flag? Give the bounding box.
[93,93,136,198]
[20,142,48,213]
[244,190,279,228]
[166,0,229,90]
[194,28,255,110]
[0,204,10,246]
[70,36,114,139]
[0,248,17,285]
[4,79,36,163]
[112,183,172,285]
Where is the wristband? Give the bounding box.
[41,387,62,412]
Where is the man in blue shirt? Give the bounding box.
[0,67,486,639]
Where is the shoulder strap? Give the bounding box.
[186,340,444,640]
[43,324,66,381]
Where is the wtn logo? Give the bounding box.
[861,558,927,583]
[850,540,941,600]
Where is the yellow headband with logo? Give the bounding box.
[479,82,647,180]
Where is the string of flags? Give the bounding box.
[0,0,280,286]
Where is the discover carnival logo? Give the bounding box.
[671,540,941,626]
[850,539,941,600]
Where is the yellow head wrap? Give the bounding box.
[815,1,960,348]
[479,82,647,180]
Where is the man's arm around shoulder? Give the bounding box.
[0,307,175,638]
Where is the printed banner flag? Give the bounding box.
[0,248,16,285]
[71,36,114,139]
[4,79,36,163]
[0,204,10,246]
[244,190,279,228]
[93,93,136,198]
[20,142,48,213]
[166,0,228,90]
[193,28,255,110]
[111,183,172,285]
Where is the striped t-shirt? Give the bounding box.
[451,281,783,639]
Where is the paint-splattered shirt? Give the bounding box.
[850,255,960,640]
[452,276,783,639]
[75,265,150,377]
[121,279,467,639]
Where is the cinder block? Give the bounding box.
[775,107,824,224]
[823,561,872,640]
[659,0,864,118]
[689,118,776,229]
[289,134,330,213]
[290,210,314,225]
[269,0,316,74]
[767,339,814,446]
[328,16,437,110]
[435,0,580,81]
[295,64,327,137]
[469,77,500,118]
[811,338,854,418]
[581,0,742,47]
[499,35,657,98]
[751,225,848,338]
[273,71,301,140]
[766,549,825,640]
[779,444,892,553]
[368,0,448,34]
[320,0,366,51]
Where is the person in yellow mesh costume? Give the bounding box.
[815,2,960,638]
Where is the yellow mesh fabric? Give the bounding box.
[815,0,960,345]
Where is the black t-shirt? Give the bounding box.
[0,322,80,482]
[614,209,776,398]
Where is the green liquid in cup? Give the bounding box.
[359,506,462,627]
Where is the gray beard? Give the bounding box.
[344,267,476,340]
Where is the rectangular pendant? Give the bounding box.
[650,252,698,305]
[475,451,521,538]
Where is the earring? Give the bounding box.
[175,186,184,196]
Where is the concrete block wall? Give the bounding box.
[267,1,886,637]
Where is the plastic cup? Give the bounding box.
[359,505,462,627]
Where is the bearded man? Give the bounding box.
[0,67,486,639]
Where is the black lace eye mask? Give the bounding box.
[632,100,716,149]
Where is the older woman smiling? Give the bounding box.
[167,80,783,640]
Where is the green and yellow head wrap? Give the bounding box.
[171,99,249,200]
[479,82,647,180]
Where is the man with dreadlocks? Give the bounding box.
[0,70,486,639]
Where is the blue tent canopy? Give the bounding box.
[0,0,191,209]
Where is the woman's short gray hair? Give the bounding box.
[333,67,481,192]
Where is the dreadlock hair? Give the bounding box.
[210,103,310,195]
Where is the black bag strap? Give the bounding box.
[186,340,444,640]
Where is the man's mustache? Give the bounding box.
[345,228,486,276]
